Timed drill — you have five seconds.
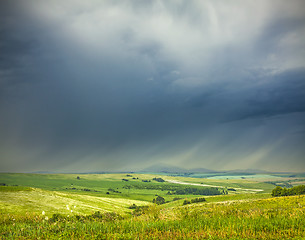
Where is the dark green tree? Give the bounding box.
[271,186,283,197]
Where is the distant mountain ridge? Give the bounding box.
[140,163,187,173]
[140,164,271,174]
[189,168,218,173]
[140,163,218,173]
[226,169,270,174]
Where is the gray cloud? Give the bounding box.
[0,0,304,172]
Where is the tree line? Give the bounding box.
[271,185,305,197]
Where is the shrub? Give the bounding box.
[173,197,182,201]
[182,197,205,205]
[131,205,149,216]
[152,177,165,182]
[153,196,165,205]
[191,197,206,203]
[129,204,137,209]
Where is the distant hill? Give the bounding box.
[140,164,216,173]
[227,169,270,174]
[141,163,187,173]
[188,168,219,173]
[31,171,54,174]
[140,164,275,174]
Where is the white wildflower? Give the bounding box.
[74,206,76,208]
[66,205,70,210]
[42,211,45,215]
[45,216,49,221]
[71,210,73,213]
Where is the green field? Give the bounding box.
[1,173,305,239]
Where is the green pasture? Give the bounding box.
[0,173,174,201]
[0,172,299,205]
[0,173,233,202]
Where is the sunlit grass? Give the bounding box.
[0,187,149,216]
[1,195,304,239]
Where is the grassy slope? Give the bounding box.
[1,195,304,239]
[0,186,149,216]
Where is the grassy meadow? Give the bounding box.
[1,173,305,239]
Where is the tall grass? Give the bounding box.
[1,195,304,239]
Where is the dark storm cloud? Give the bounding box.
[241,69,305,119]
[0,0,304,172]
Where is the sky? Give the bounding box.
[0,0,305,173]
